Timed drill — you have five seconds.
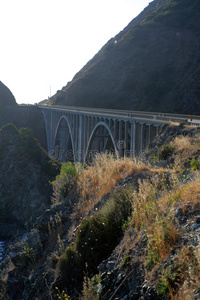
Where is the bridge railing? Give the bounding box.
[38,105,197,125]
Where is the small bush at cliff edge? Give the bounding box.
[158,144,175,160]
[51,162,83,204]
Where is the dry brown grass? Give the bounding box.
[173,136,193,151]
[169,122,180,126]
[171,135,200,169]
[74,153,172,220]
[127,172,200,297]
[177,174,200,207]
[170,245,200,300]
[130,176,181,265]
[74,154,149,219]
[122,171,199,259]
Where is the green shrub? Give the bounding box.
[0,123,19,135]
[158,144,175,160]
[157,264,180,297]
[75,186,133,274]
[190,158,200,171]
[75,215,108,273]
[59,186,133,281]
[100,186,133,236]
[51,162,82,204]
[59,246,82,284]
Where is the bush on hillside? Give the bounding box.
[158,144,175,160]
[59,186,133,278]
[51,162,82,204]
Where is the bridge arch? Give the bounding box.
[53,116,75,162]
[84,121,118,163]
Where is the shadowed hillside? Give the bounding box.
[0,81,47,149]
[48,0,200,114]
[0,81,17,107]
[0,124,60,238]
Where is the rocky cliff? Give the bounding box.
[0,124,60,238]
[48,0,200,114]
[0,81,17,107]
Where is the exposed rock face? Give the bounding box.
[0,124,60,238]
[0,81,17,107]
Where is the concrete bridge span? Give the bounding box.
[39,105,191,163]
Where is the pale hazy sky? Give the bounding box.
[0,0,151,104]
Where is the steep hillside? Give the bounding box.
[48,0,200,114]
[0,81,17,107]
[0,105,47,149]
[0,81,47,149]
[1,124,200,299]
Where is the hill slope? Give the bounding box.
[0,124,60,238]
[1,124,200,299]
[0,81,17,107]
[49,0,200,114]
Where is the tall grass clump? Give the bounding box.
[172,135,200,170]
[75,153,148,218]
[127,172,200,274]
[130,175,181,269]
[158,245,200,298]
[173,136,192,151]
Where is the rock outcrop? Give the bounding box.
[0,124,60,238]
[0,81,17,107]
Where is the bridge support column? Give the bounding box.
[124,121,128,155]
[131,122,136,156]
[78,115,82,162]
[156,126,159,135]
[149,125,151,145]
[118,121,123,156]
[114,120,117,140]
[140,123,143,153]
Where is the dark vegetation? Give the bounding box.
[59,186,133,286]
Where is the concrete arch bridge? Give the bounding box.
[40,105,193,163]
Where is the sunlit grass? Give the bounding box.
[74,153,149,218]
[74,153,170,219]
